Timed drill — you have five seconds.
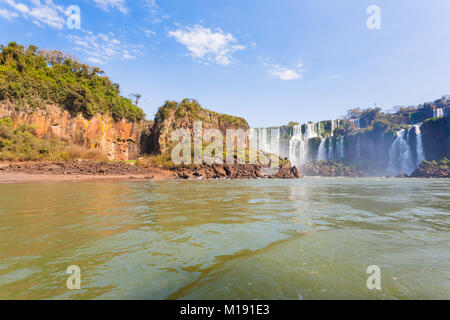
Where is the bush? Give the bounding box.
[0,120,67,161]
[144,153,175,168]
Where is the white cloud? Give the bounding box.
[168,25,246,66]
[268,67,300,80]
[93,0,128,14]
[0,8,19,20]
[67,30,141,65]
[264,60,305,80]
[2,0,66,29]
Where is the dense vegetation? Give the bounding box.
[0,42,145,122]
[155,98,249,128]
[424,158,449,167]
[344,96,449,130]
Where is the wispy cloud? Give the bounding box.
[264,60,304,80]
[168,25,246,66]
[144,29,156,37]
[67,30,141,65]
[1,0,66,29]
[144,0,167,23]
[93,0,128,14]
[0,8,19,20]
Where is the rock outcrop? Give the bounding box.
[409,160,449,178]
[174,162,302,180]
[151,99,249,154]
[1,160,303,180]
[0,102,152,161]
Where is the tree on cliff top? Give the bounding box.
[0,42,145,122]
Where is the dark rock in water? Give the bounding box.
[290,166,302,178]
[396,173,409,178]
[409,160,449,178]
[212,164,227,178]
[172,162,302,180]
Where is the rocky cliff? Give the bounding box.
[0,102,151,160]
[151,99,249,154]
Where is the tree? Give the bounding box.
[346,108,362,119]
[129,93,142,106]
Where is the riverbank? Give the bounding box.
[0,160,302,183]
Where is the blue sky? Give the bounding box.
[0,0,449,127]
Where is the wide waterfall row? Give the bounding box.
[255,120,345,167]
[254,120,427,176]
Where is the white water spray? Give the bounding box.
[413,124,425,165]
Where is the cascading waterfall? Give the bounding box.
[388,129,416,176]
[256,127,281,156]
[328,138,334,160]
[349,118,360,128]
[338,136,345,158]
[288,123,323,166]
[433,108,444,118]
[254,119,427,176]
[318,139,327,160]
[413,124,425,166]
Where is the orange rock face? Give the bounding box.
[0,103,149,160]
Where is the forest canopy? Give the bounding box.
[0,42,145,122]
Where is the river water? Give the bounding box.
[0,178,448,299]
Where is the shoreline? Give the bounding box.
[0,161,447,184]
[0,160,301,183]
[0,161,179,184]
[1,172,447,184]
[0,173,165,184]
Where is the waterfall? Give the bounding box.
[287,123,324,166]
[349,118,360,128]
[318,139,327,161]
[433,108,444,118]
[388,129,416,176]
[253,117,429,176]
[338,136,345,158]
[330,120,336,135]
[356,135,361,160]
[413,124,425,165]
[257,127,280,156]
[328,138,334,160]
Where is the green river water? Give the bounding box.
[0,178,448,299]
